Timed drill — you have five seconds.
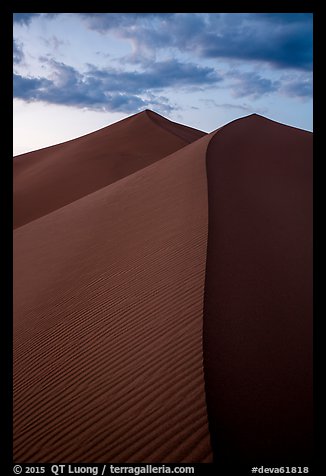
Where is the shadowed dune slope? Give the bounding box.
[14,133,213,463]
[13,110,205,229]
[203,115,313,466]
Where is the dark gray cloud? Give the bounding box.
[13,53,311,114]
[13,74,52,98]
[225,69,312,100]
[13,13,41,25]
[13,39,24,64]
[13,13,58,25]
[13,13,312,113]
[86,59,220,92]
[13,13,312,70]
[13,72,148,113]
[13,58,218,113]
[80,13,313,71]
[251,13,311,24]
[198,23,312,70]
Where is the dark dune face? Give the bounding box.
[13,111,313,466]
[203,115,313,466]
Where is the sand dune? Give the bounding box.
[13,110,205,229]
[13,111,312,465]
[14,130,214,462]
[204,115,313,466]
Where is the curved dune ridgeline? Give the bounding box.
[13,110,205,229]
[14,123,213,462]
[14,111,312,465]
[203,115,313,467]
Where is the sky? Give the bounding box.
[13,13,313,156]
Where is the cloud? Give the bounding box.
[85,59,220,93]
[281,76,313,98]
[251,13,312,24]
[80,13,174,33]
[197,18,312,70]
[13,72,147,113]
[80,13,312,71]
[13,74,52,99]
[225,69,312,100]
[12,13,312,115]
[13,14,312,76]
[200,99,268,115]
[13,13,41,25]
[41,35,67,51]
[13,13,58,26]
[13,58,219,113]
[227,71,280,99]
[13,39,24,64]
[201,99,252,112]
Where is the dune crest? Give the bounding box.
[13,110,205,229]
[203,114,313,466]
[14,111,312,466]
[14,130,213,463]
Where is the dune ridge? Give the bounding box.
[13,110,205,229]
[14,131,214,462]
[203,114,313,466]
[13,111,312,465]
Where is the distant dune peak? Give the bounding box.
[13,110,205,229]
